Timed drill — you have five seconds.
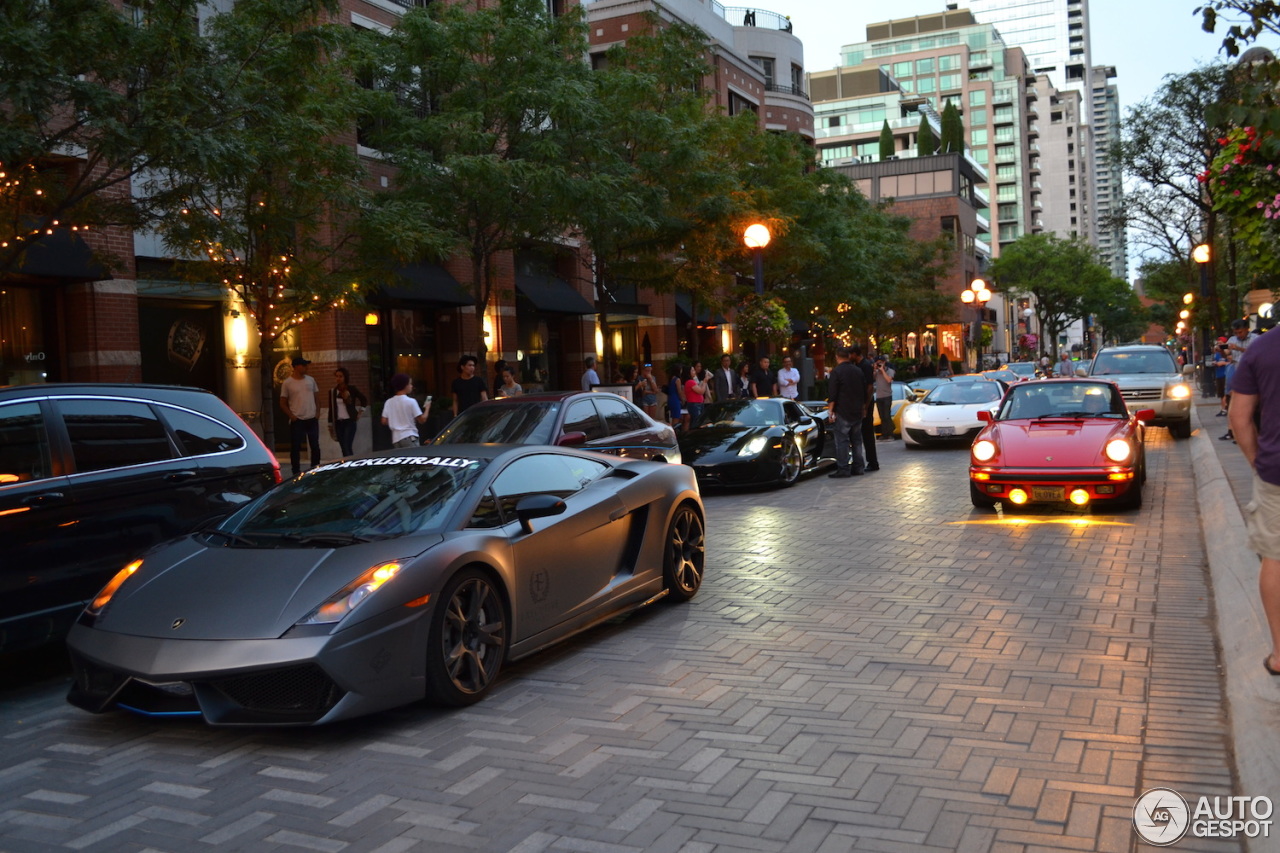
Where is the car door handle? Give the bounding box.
[165,470,199,482]
[22,491,66,507]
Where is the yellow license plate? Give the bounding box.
[1032,486,1064,501]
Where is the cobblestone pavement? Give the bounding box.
[0,426,1240,852]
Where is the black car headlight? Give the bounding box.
[297,560,405,626]
[738,436,768,457]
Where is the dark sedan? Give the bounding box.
[679,398,830,488]
[66,445,704,725]
[431,392,678,462]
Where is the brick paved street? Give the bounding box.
[0,426,1243,852]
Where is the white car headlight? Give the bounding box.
[1167,383,1191,399]
[903,406,921,424]
[298,560,404,625]
[972,440,997,462]
[1105,439,1132,463]
[739,435,768,457]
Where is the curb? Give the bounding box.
[1191,403,1280,851]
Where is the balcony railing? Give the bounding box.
[766,83,809,100]
[724,6,794,32]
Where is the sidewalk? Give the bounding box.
[1192,396,1280,830]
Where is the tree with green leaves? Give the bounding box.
[879,120,895,160]
[151,0,391,449]
[989,234,1123,358]
[0,0,232,276]
[374,0,601,359]
[940,102,964,154]
[917,115,937,156]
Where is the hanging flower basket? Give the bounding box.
[735,295,792,348]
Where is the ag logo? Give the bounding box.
[529,570,550,603]
[1134,787,1190,846]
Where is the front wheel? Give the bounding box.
[777,440,803,487]
[970,482,996,508]
[663,504,704,602]
[425,568,508,706]
[1169,419,1192,439]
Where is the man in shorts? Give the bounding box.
[1228,327,1280,675]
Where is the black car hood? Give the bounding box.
[679,425,772,462]
[95,535,443,640]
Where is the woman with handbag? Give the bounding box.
[329,367,368,457]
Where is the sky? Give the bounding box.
[784,0,1250,116]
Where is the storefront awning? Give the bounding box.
[598,283,651,320]
[515,272,595,314]
[381,263,472,306]
[675,293,727,325]
[13,227,108,281]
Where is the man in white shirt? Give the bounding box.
[581,356,600,391]
[381,373,428,448]
[777,355,800,400]
[279,356,321,477]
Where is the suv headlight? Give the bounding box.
[1167,383,1191,400]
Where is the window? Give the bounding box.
[900,79,915,93]
[994,106,1014,123]
[0,402,51,484]
[970,52,988,66]
[162,408,245,456]
[994,126,1016,142]
[968,108,986,127]
[997,185,1018,201]
[562,400,605,441]
[58,400,173,473]
[940,73,961,91]
[996,164,1015,179]
[893,61,912,78]
[971,147,988,164]
[939,55,960,71]
[827,116,842,128]
[969,90,986,107]
[916,77,936,94]
[915,58,934,75]
[489,454,609,517]
[752,56,775,88]
[970,128,987,146]
[595,397,645,435]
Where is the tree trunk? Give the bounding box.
[258,331,276,451]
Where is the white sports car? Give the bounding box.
[900,380,1005,447]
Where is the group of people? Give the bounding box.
[279,354,506,477]
[825,345,896,478]
[657,354,802,432]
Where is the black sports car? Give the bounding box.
[679,398,831,488]
[431,392,678,463]
[66,445,704,726]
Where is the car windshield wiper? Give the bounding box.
[267,532,378,546]
[201,529,261,547]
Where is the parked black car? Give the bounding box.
[679,398,831,488]
[0,384,280,653]
[430,392,679,463]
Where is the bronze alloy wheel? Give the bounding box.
[779,439,803,487]
[664,505,705,602]
[427,569,508,706]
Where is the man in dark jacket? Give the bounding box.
[827,346,868,477]
[852,346,879,472]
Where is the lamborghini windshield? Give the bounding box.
[215,456,488,544]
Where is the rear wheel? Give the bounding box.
[425,568,508,706]
[970,482,997,508]
[663,504,704,602]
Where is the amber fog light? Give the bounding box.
[1069,489,1090,506]
[1008,488,1028,505]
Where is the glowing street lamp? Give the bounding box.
[961,278,992,365]
[744,222,772,357]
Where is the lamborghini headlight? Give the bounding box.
[738,436,768,457]
[1105,439,1132,463]
[86,559,142,616]
[298,560,403,625]
[972,440,997,462]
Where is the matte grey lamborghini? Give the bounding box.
[66,445,704,726]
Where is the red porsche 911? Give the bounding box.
[968,379,1154,511]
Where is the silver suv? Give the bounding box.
[1083,345,1193,437]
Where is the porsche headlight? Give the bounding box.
[298,560,403,625]
[738,436,768,457]
[86,559,142,615]
[1167,383,1191,400]
[1105,439,1132,463]
[972,440,997,462]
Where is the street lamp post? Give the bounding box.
[1193,244,1215,396]
[743,223,771,358]
[960,278,991,370]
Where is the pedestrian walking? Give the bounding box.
[1224,319,1258,441]
[451,354,489,418]
[1225,329,1280,676]
[279,356,321,478]
[826,346,867,478]
[328,366,367,457]
[873,355,896,440]
[382,373,428,448]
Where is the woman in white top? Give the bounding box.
[496,367,523,398]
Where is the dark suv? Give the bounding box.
[0,384,280,652]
